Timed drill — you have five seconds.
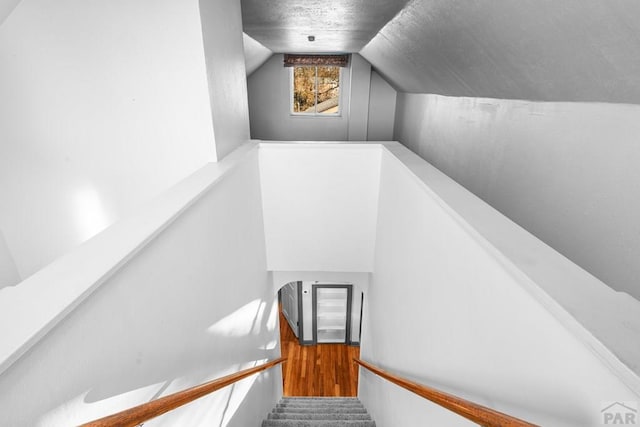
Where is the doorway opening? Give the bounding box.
[277,281,362,396]
[312,284,352,344]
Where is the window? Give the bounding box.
[291,66,341,115]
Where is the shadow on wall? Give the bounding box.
[35,297,280,426]
[0,144,275,426]
[0,228,20,289]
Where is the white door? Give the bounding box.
[281,282,299,337]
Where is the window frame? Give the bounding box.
[290,65,343,117]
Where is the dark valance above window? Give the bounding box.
[283,54,349,67]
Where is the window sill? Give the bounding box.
[289,113,343,119]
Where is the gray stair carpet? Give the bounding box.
[262,397,376,427]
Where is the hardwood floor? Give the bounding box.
[279,307,360,396]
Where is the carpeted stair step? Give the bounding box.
[272,407,368,414]
[277,399,362,406]
[276,403,365,409]
[277,400,363,407]
[268,413,372,420]
[278,401,364,405]
[262,397,376,427]
[280,397,359,401]
[262,421,376,427]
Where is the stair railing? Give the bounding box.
[354,358,538,427]
[80,357,287,427]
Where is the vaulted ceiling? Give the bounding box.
[241,0,640,104]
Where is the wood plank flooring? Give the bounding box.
[279,307,360,396]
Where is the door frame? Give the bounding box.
[311,284,353,345]
[296,281,305,345]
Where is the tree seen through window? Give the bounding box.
[292,66,340,114]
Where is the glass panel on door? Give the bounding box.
[316,287,348,343]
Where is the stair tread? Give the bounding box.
[279,400,362,405]
[269,413,372,420]
[279,400,363,403]
[279,402,364,403]
[263,397,375,427]
[277,403,365,408]
[282,397,359,400]
[273,408,368,413]
[262,421,375,427]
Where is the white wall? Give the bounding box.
[394,93,640,300]
[0,150,281,426]
[367,71,397,141]
[359,148,639,426]
[0,0,19,24]
[0,0,216,280]
[260,144,381,272]
[247,54,357,141]
[247,54,396,142]
[0,229,20,288]
[347,54,372,141]
[243,33,272,77]
[199,0,251,160]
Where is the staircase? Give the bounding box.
[262,397,376,427]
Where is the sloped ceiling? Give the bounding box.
[241,0,411,53]
[243,32,272,76]
[360,0,640,103]
[242,0,640,104]
[0,0,20,25]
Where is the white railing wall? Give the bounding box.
[0,143,281,426]
[359,143,640,426]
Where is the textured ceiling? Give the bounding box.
[360,0,640,103]
[240,0,411,53]
[242,0,640,104]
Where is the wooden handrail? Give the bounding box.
[354,358,538,427]
[80,357,287,427]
